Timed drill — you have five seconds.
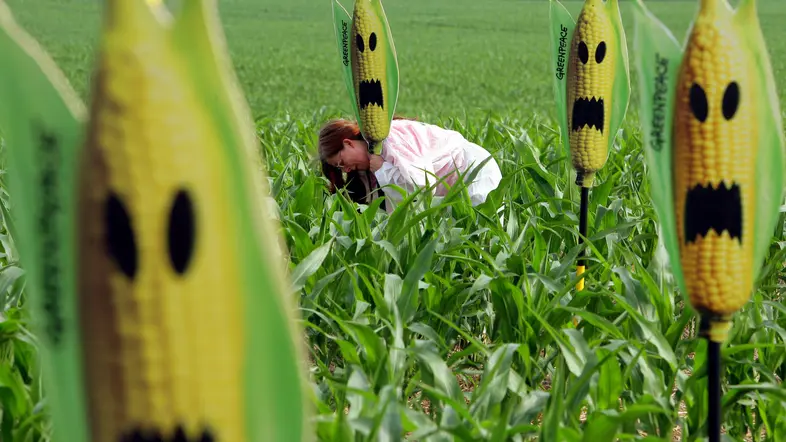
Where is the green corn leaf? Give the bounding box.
[606,0,630,153]
[548,0,575,159]
[0,3,88,440]
[630,0,685,296]
[581,411,620,442]
[331,0,360,121]
[735,0,786,283]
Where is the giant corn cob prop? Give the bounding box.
[332,0,399,155]
[0,0,311,440]
[549,0,630,292]
[632,0,785,439]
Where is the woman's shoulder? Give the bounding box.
[390,118,444,132]
[389,119,466,143]
[390,118,426,133]
[385,119,473,159]
[383,119,432,154]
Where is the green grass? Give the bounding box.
[1,0,786,440]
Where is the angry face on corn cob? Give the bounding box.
[632,0,785,330]
[332,0,399,154]
[0,0,310,441]
[550,0,630,188]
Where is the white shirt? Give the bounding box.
[373,119,502,212]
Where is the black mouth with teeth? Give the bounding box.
[359,79,383,110]
[120,425,214,442]
[684,181,742,244]
[572,97,604,132]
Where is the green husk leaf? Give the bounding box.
[548,0,575,159]
[172,0,311,440]
[332,0,360,121]
[735,0,786,283]
[630,0,686,295]
[371,0,399,124]
[606,0,630,152]
[0,2,88,440]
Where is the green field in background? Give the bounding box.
[8,0,786,122]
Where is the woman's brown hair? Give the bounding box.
[318,115,416,207]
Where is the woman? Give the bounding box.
[318,116,502,213]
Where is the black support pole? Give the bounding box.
[708,338,721,442]
[701,314,722,442]
[578,187,589,266]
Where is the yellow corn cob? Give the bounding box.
[566,0,616,188]
[351,0,389,145]
[673,0,755,318]
[77,1,245,440]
